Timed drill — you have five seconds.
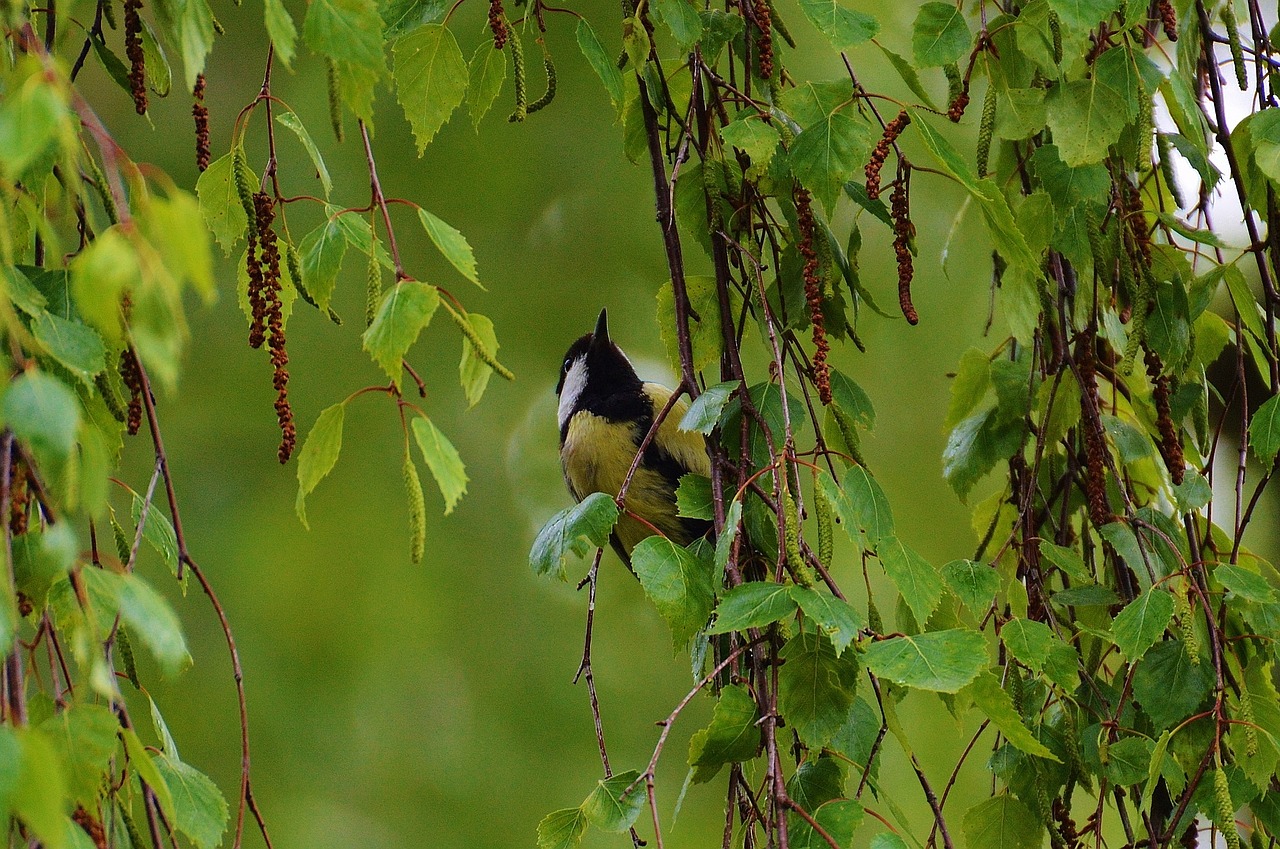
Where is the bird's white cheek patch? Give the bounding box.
[557,357,588,430]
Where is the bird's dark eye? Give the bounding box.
[562,359,571,374]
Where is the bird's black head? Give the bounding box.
[556,309,645,432]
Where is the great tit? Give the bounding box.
[556,309,712,566]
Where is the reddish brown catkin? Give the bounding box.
[794,187,831,404]
[891,174,918,325]
[246,217,266,349]
[72,807,107,849]
[488,0,508,49]
[1076,331,1113,526]
[9,458,27,536]
[865,110,909,201]
[753,0,774,79]
[123,0,147,114]
[1145,347,1185,484]
[120,348,143,436]
[193,74,210,172]
[1155,0,1178,40]
[251,192,295,463]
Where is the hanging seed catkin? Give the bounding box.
[326,59,344,142]
[1221,4,1248,91]
[404,452,426,563]
[507,31,527,122]
[977,83,997,177]
[1213,767,1240,849]
[526,54,557,115]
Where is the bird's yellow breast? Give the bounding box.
[560,384,709,556]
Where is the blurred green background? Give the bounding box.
[75,0,1278,845]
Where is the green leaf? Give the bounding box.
[153,756,229,849]
[1132,639,1212,729]
[946,349,992,430]
[466,42,507,131]
[299,217,348,312]
[304,0,385,69]
[1039,541,1092,583]
[0,727,21,819]
[264,0,298,66]
[380,0,446,38]
[121,727,176,824]
[1051,585,1120,607]
[12,728,68,849]
[1046,0,1116,28]
[996,86,1048,140]
[777,631,856,747]
[707,581,798,633]
[152,0,215,90]
[1000,618,1057,672]
[276,112,332,196]
[791,585,864,655]
[458,312,499,407]
[417,208,479,285]
[129,493,179,580]
[688,684,761,782]
[878,535,945,625]
[633,536,716,649]
[962,795,1043,849]
[942,559,999,616]
[577,19,624,113]
[31,313,106,386]
[4,370,80,460]
[1249,395,1280,466]
[530,492,620,579]
[410,416,468,514]
[1111,588,1174,662]
[2,265,48,316]
[797,0,878,50]
[0,71,67,177]
[966,672,1060,760]
[1046,76,1127,167]
[876,43,938,110]
[140,21,173,97]
[362,281,441,385]
[787,755,846,811]
[913,2,971,67]
[1104,736,1153,785]
[295,403,346,529]
[196,152,251,255]
[71,228,142,345]
[842,465,894,549]
[863,628,987,692]
[537,807,587,849]
[675,474,713,520]
[680,381,736,434]
[791,800,864,849]
[119,573,191,675]
[721,116,781,175]
[651,0,702,51]
[40,704,119,806]
[394,24,468,153]
[1215,563,1277,603]
[789,111,875,214]
[581,770,644,833]
[656,275,722,376]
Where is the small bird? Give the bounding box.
[556,309,712,566]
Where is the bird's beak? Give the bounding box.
[591,308,610,350]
